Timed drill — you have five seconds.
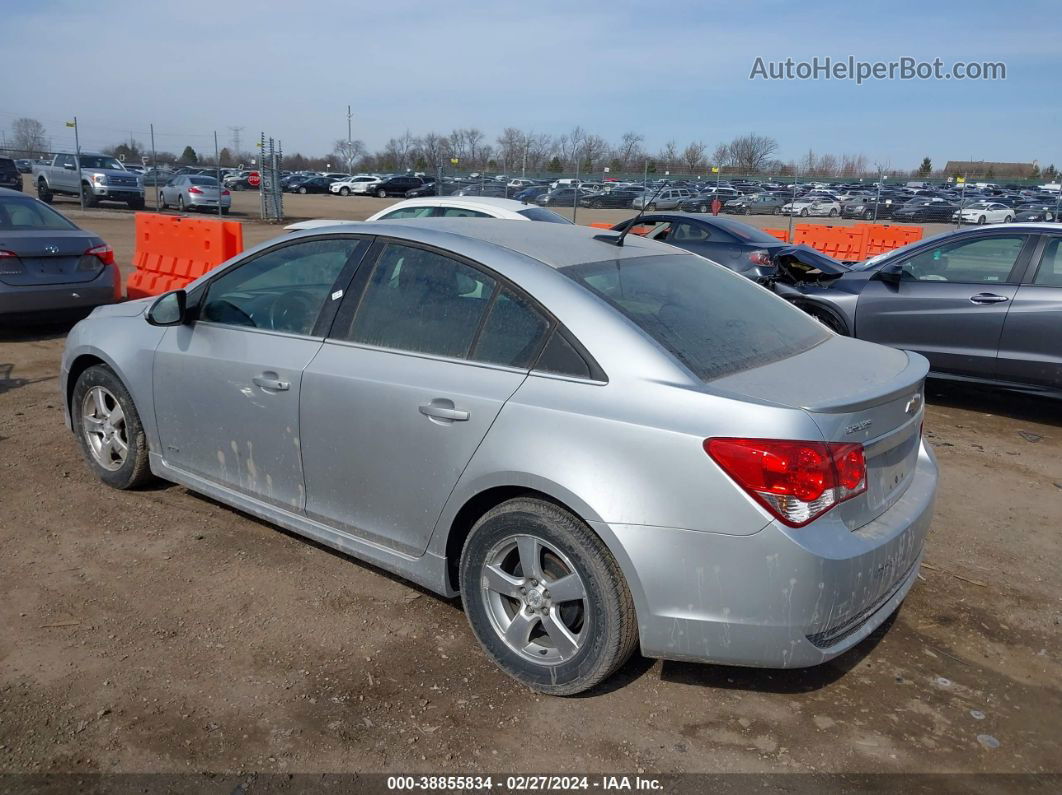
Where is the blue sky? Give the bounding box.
[3,0,1058,170]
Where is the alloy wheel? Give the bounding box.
[81,386,128,472]
[480,534,589,666]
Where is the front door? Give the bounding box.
[856,233,1034,378]
[300,241,550,555]
[153,236,366,509]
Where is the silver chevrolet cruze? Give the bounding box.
[61,219,937,694]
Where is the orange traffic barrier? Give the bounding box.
[761,228,790,243]
[126,213,244,300]
[860,223,922,258]
[589,222,613,230]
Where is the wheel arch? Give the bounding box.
[788,298,851,336]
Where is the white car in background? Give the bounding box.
[782,197,841,217]
[366,196,572,223]
[282,197,573,233]
[330,175,382,196]
[957,201,1015,225]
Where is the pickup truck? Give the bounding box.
[32,152,145,209]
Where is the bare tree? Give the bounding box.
[682,141,706,174]
[558,126,586,168]
[711,142,733,169]
[728,133,778,174]
[496,127,524,172]
[581,134,609,171]
[333,138,366,172]
[383,130,416,171]
[417,131,448,170]
[462,128,484,166]
[618,131,645,168]
[659,139,678,170]
[10,117,49,157]
[522,131,552,172]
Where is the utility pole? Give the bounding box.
[229,126,243,163]
[214,131,222,218]
[150,123,158,211]
[72,116,84,210]
[347,105,353,173]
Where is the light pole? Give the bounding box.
[873,173,887,222]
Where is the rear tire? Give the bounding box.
[459,497,638,696]
[647,203,656,211]
[71,365,153,490]
[159,192,168,210]
[177,195,185,213]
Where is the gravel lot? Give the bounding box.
[0,190,1059,777]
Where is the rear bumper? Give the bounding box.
[0,267,117,318]
[592,441,937,668]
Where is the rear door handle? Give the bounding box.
[419,400,470,422]
[253,373,290,391]
[969,293,1009,305]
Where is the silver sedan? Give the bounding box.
[159,175,232,214]
[61,219,937,694]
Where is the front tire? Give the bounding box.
[81,184,98,208]
[377,189,387,198]
[37,180,54,204]
[828,208,838,217]
[298,186,307,194]
[863,210,873,220]
[647,203,656,211]
[799,208,809,217]
[459,498,638,696]
[977,215,986,225]
[339,186,350,196]
[72,365,153,490]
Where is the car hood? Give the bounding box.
[90,295,152,318]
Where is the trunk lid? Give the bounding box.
[710,336,928,529]
[0,230,105,286]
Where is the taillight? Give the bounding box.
[84,243,115,266]
[704,438,867,527]
[0,249,22,275]
[748,249,772,266]
[188,186,204,194]
[221,189,230,196]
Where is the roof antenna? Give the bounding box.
[594,180,670,246]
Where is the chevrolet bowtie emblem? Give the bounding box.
[905,393,922,415]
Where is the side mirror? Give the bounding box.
[146,290,188,326]
[877,266,902,285]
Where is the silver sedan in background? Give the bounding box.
[159,175,232,214]
[61,220,936,694]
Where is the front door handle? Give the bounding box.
[969,293,1009,305]
[253,373,290,391]
[419,399,470,422]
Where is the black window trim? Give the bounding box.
[324,235,607,382]
[187,233,373,338]
[1022,233,1062,286]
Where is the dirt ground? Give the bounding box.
[0,190,1059,778]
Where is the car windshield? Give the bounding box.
[0,196,79,230]
[561,254,829,381]
[78,156,124,170]
[516,207,573,224]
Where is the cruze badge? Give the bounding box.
[845,419,873,434]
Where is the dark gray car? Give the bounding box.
[0,188,119,321]
[780,223,1062,396]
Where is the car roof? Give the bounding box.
[366,196,543,221]
[293,217,679,269]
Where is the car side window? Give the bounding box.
[343,243,496,359]
[1033,238,1062,287]
[671,222,711,242]
[534,330,592,379]
[470,288,550,368]
[201,238,359,335]
[899,236,1026,284]
[379,206,435,219]
[439,208,491,217]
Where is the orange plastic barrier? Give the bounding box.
[126,213,244,300]
[860,224,923,258]
[761,228,790,242]
[792,224,867,262]
[589,222,613,230]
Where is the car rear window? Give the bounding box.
[561,254,829,381]
[516,207,572,224]
[0,196,78,230]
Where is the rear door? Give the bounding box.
[995,234,1062,390]
[300,240,550,555]
[855,233,1035,378]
